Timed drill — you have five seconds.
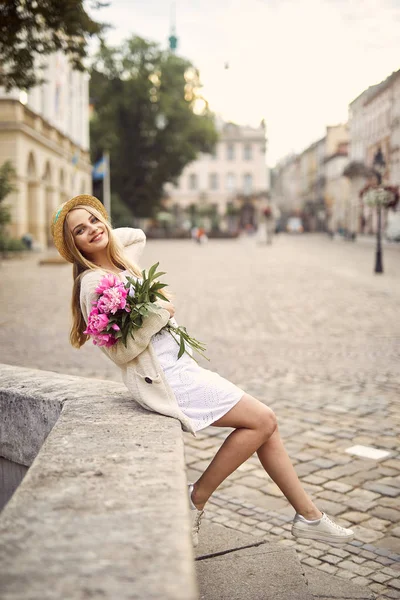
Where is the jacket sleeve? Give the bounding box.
[80,270,171,366]
[113,227,146,264]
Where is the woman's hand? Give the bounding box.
[156,299,175,318]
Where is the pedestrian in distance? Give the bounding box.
[50,194,355,548]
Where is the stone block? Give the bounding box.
[337,560,375,577]
[364,481,399,497]
[371,506,400,523]
[362,516,391,531]
[323,481,353,493]
[352,526,385,543]
[387,578,400,590]
[374,536,400,553]
[340,511,371,524]
[0,365,197,600]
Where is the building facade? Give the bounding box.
[272,124,348,232]
[164,120,268,229]
[346,70,400,235]
[0,52,92,249]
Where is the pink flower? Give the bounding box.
[84,308,110,336]
[95,273,121,294]
[97,285,128,314]
[93,333,117,347]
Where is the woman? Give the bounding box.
[51,194,354,548]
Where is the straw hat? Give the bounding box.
[50,194,109,263]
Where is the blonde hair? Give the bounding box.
[65,205,147,349]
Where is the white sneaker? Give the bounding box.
[188,483,204,547]
[292,512,354,545]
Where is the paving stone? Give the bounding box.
[337,560,375,577]
[303,547,325,559]
[371,506,400,523]
[391,527,400,538]
[237,507,256,516]
[322,481,353,493]
[335,569,357,580]
[375,556,395,566]
[295,452,317,462]
[236,475,268,490]
[387,579,400,591]
[294,462,321,477]
[374,536,400,553]
[313,499,347,516]
[360,550,377,560]
[340,511,371,524]
[302,557,322,568]
[319,563,338,575]
[317,490,348,503]
[311,458,336,469]
[371,571,392,583]
[362,517,392,532]
[384,589,400,599]
[351,576,373,587]
[353,526,385,543]
[369,582,387,595]
[383,459,400,470]
[352,556,367,564]
[327,547,350,559]
[378,476,400,489]
[323,554,343,566]
[302,474,328,485]
[364,481,400,497]
[382,566,400,577]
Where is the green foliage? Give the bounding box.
[0,160,16,204]
[0,161,16,251]
[0,0,106,90]
[110,192,134,229]
[0,237,25,252]
[90,36,218,218]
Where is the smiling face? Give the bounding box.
[66,207,109,260]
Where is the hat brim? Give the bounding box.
[51,195,109,263]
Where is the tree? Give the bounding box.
[0,0,106,90]
[90,36,218,217]
[0,161,16,251]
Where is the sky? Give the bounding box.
[89,0,400,166]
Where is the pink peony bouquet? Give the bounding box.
[84,263,208,361]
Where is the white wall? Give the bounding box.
[0,52,89,150]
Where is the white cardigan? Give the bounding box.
[79,227,196,436]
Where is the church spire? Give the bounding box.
[169,2,178,52]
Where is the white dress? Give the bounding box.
[122,271,244,432]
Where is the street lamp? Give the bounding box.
[372,148,386,274]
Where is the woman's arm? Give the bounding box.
[113,228,146,263]
[80,270,171,366]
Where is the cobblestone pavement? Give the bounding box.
[1,233,400,599]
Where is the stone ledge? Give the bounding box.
[0,363,197,600]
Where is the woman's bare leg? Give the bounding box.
[191,393,321,520]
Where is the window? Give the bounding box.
[226,173,236,192]
[189,173,198,190]
[209,173,219,190]
[243,144,252,160]
[243,173,253,195]
[226,143,235,161]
